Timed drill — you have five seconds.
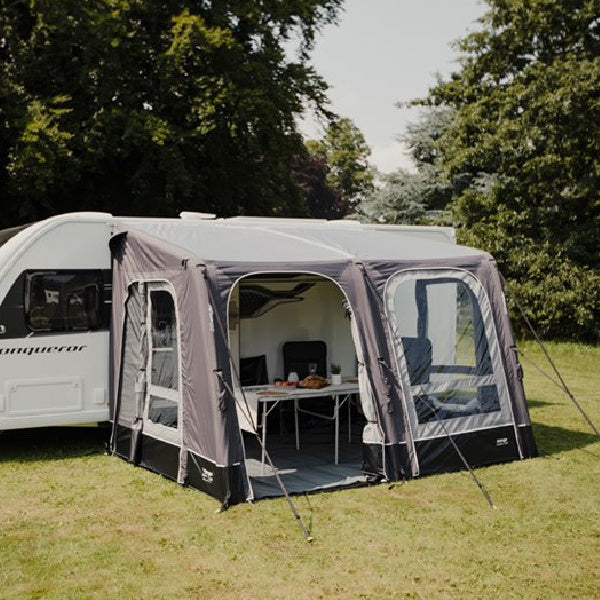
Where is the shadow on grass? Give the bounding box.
[1,422,597,468]
[0,426,109,463]
[532,422,599,456]
[526,398,556,408]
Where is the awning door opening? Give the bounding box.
[228,273,369,498]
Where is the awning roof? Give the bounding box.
[117,217,485,263]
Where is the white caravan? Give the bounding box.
[0,212,455,431]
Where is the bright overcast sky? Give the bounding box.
[301,0,487,174]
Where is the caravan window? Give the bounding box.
[25,270,105,333]
[386,270,512,433]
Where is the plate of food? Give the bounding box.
[299,374,329,389]
[275,380,297,387]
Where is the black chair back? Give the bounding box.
[239,355,269,386]
[283,340,327,380]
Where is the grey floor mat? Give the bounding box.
[243,425,367,498]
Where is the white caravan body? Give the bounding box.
[0,212,455,431]
[0,213,114,429]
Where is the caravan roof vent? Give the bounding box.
[180,212,217,221]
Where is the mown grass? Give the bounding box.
[0,341,598,600]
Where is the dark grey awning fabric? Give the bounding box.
[110,223,534,491]
[110,228,250,499]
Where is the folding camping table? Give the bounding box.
[240,383,359,474]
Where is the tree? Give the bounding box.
[292,153,347,219]
[307,117,374,208]
[354,170,427,224]
[0,0,343,227]
[355,106,457,224]
[420,0,600,341]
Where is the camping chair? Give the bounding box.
[282,340,327,380]
[237,355,269,433]
[282,340,329,432]
[239,354,269,387]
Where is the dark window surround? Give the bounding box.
[0,269,111,339]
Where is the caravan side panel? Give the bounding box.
[0,219,112,429]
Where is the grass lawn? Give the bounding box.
[0,341,598,600]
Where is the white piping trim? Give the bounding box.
[412,374,497,395]
[251,226,355,259]
[414,422,519,442]
[187,448,242,470]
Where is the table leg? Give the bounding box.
[334,394,339,465]
[348,395,352,443]
[294,398,299,450]
[261,400,267,475]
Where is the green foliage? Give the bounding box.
[355,107,456,225]
[421,0,600,341]
[401,106,457,212]
[354,169,427,224]
[307,117,374,207]
[0,0,343,226]
[292,153,347,219]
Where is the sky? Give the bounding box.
[301,0,488,174]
